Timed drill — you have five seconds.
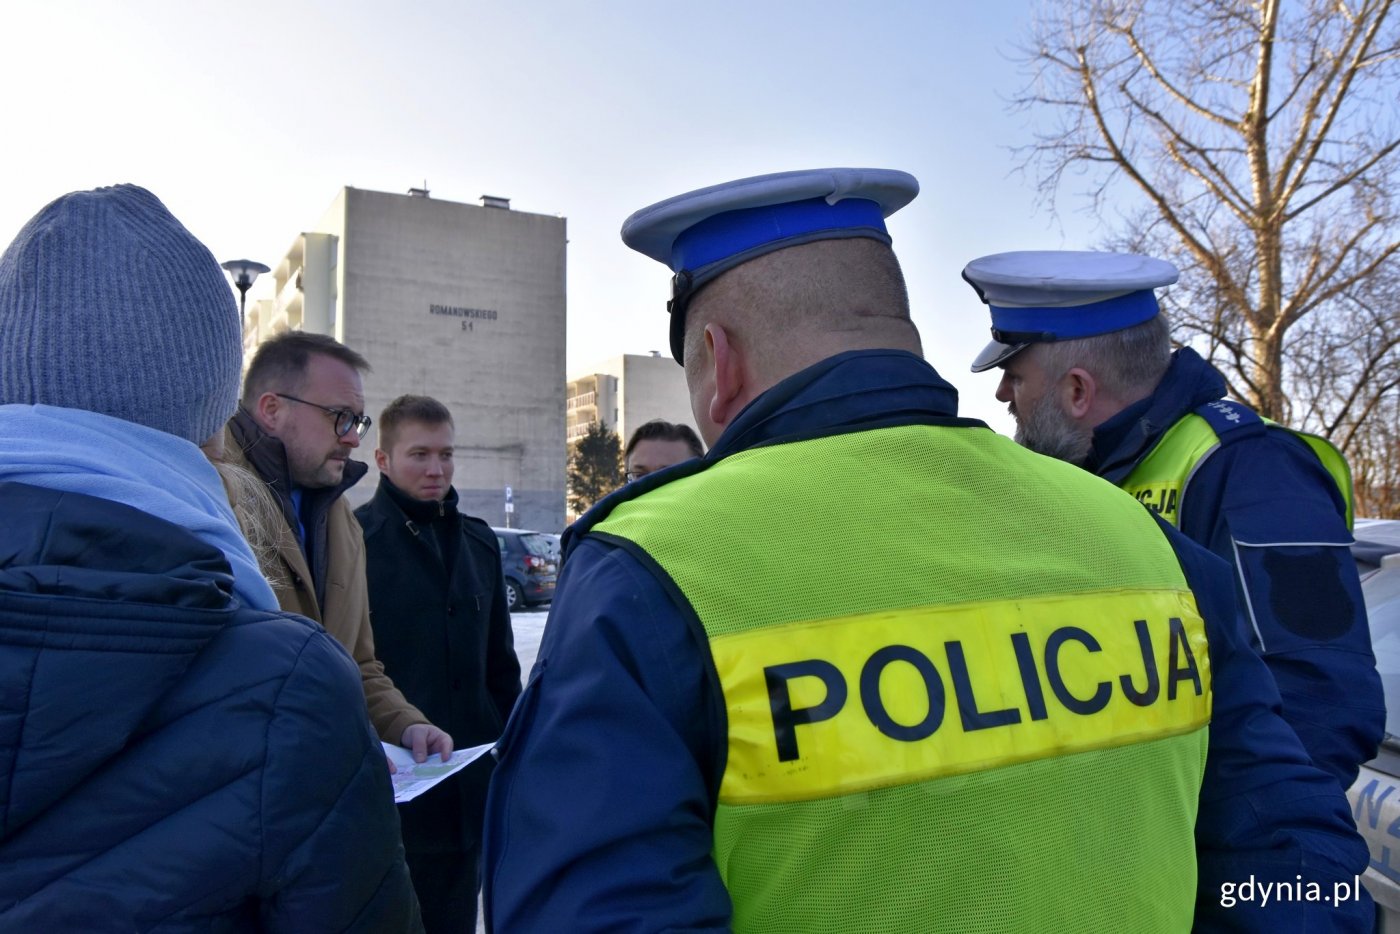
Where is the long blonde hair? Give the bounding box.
[203,438,291,592]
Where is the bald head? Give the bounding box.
[683,238,922,386]
[680,238,924,446]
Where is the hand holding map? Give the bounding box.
[381,741,495,804]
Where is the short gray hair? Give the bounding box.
[1035,313,1172,399]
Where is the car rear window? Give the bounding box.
[518,533,554,558]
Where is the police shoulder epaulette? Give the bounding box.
[1193,399,1265,444]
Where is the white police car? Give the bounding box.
[1346,519,1400,923]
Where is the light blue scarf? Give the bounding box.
[0,404,279,611]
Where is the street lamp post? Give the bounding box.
[221,259,271,329]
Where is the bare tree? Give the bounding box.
[1014,0,1400,514]
[1295,262,1400,515]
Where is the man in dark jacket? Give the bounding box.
[0,184,421,929]
[964,250,1384,791]
[357,395,522,932]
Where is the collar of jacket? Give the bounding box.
[1,481,237,608]
[377,474,459,527]
[707,349,963,459]
[1087,346,1229,484]
[228,407,368,523]
[565,349,974,556]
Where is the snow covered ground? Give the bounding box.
[509,604,549,682]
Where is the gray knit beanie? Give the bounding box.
[0,184,241,444]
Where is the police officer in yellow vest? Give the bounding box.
[482,171,1371,932]
[965,250,1383,793]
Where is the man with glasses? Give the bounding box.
[623,419,704,482]
[226,331,453,765]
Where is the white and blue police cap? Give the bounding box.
[620,168,919,364]
[963,251,1180,373]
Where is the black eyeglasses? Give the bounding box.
[275,393,372,439]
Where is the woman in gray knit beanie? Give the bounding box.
[0,185,423,930]
[0,184,274,610]
[0,183,242,443]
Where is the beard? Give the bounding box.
[1012,393,1094,467]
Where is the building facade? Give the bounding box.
[565,352,697,447]
[246,186,567,531]
[565,372,619,444]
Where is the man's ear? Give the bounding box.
[1062,367,1097,421]
[252,391,282,433]
[374,448,390,473]
[706,323,746,429]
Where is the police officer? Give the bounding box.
[482,171,1371,932]
[964,250,1383,791]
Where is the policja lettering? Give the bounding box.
[714,590,1212,805]
[766,615,1204,761]
[1133,485,1180,517]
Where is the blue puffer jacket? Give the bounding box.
[0,482,423,932]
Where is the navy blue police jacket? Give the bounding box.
[0,482,421,931]
[482,350,1371,933]
[1088,346,1384,791]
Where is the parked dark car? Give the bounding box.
[492,528,558,611]
[541,532,561,562]
[1345,518,1400,924]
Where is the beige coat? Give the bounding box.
[222,422,426,744]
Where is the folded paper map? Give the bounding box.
[381,741,495,804]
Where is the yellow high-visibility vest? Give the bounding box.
[596,422,1211,933]
[1120,400,1354,529]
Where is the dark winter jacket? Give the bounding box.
[1088,346,1384,790]
[357,478,521,854]
[0,481,422,931]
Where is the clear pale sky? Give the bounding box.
[1,0,1110,432]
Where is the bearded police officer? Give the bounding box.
[482,171,1370,932]
[964,250,1383,792]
